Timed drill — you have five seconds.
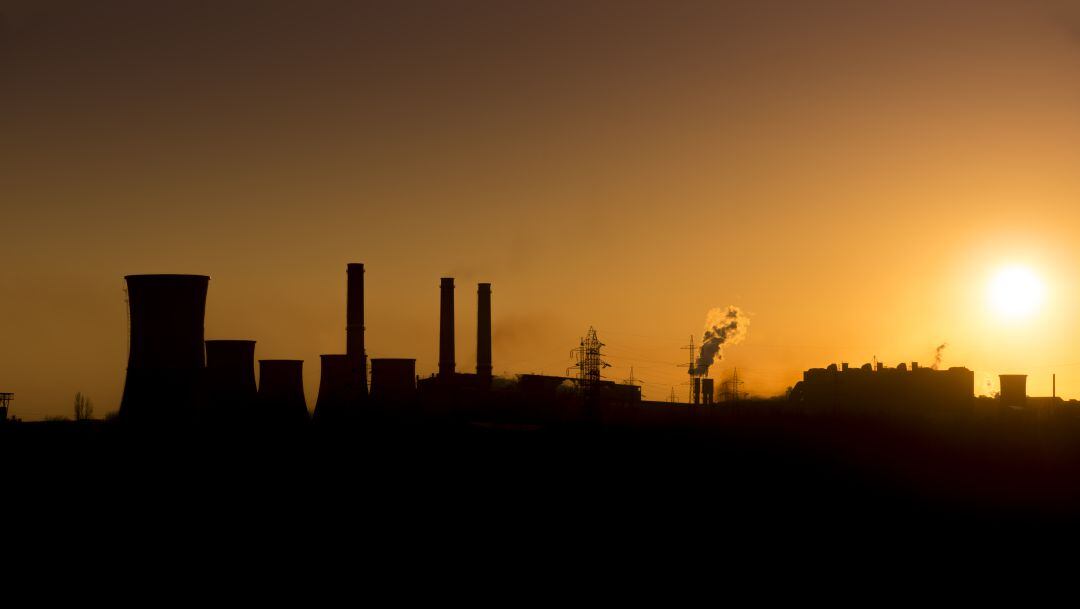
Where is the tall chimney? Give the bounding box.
[346,263,367,395]
[439,277,455,378]
[477,283,492,384]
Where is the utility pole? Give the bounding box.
[681,335,700,404]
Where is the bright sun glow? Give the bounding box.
[988,265,1046,319]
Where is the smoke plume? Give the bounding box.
[931,343,948,370]
[692,306,749,376]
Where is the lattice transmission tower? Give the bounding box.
[569,326,610,401]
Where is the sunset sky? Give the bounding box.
[3,1,1080,419]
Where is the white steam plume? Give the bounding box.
[692,306,749,376]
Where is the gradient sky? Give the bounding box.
[3,1,1080,419]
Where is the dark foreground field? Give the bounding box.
[5,401,1080,540]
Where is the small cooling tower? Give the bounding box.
[371,358,417,402]
[258,360,309,425]
[205,340,257,419]
[999,374,1028,409]
[313,354,362,424]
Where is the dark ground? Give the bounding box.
[6,402,1080,540]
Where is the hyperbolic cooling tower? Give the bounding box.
[313,354,363,424]
[258,360,309,424]
[439,277,455,378]
[205,340,257,418]
[119,274,210,423]
[477,283,492,385]
[999,374,1028,409]
[371,358,417,402]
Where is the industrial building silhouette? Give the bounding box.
[113,262,643,427]
[104,261,1079,430]
[790,362,975,412]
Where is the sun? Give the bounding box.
[988,265,1045,319]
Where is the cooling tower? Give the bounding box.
[346,263,368,396]
[999,374,1028,409]
[257,360,309,425]
[119,274,210,423]
[371,358,417,402]
[439,277,455,378]
[205,340,257,418]
[477,283,492,385]
[313,354,363,424]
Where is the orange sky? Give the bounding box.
[3,1,1080,419]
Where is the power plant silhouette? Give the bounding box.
[114,264,515,426]
[99,261,1071,430]
[9,261,1080,527]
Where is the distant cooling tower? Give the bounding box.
[477,283,492,385]
[371,358,417,402]
[258,360,309,425]
[119,274,210,423]
[999,374,1028,409]
[439,277,455,379]
[205,340,257,418]
[313,354,363,424]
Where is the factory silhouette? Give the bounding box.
[6,261,1080,527]
[86,262,1071,431]
[115,265,647,429]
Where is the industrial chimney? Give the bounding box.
[439,277,455,379]
[346,263,368,396]
[477,283,492,385]
[120,274,210,423]
[257,360,309,425]
[205,340,257,419]
[313,354,363,424]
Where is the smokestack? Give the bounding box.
[701,378,714,405]
[257,360,309,425]
[346,263,367,396]
[477,283,492,384]
[313,354,362,424]
[120,274,210,423]
[439,277,455,378]
[205,340,257,418]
